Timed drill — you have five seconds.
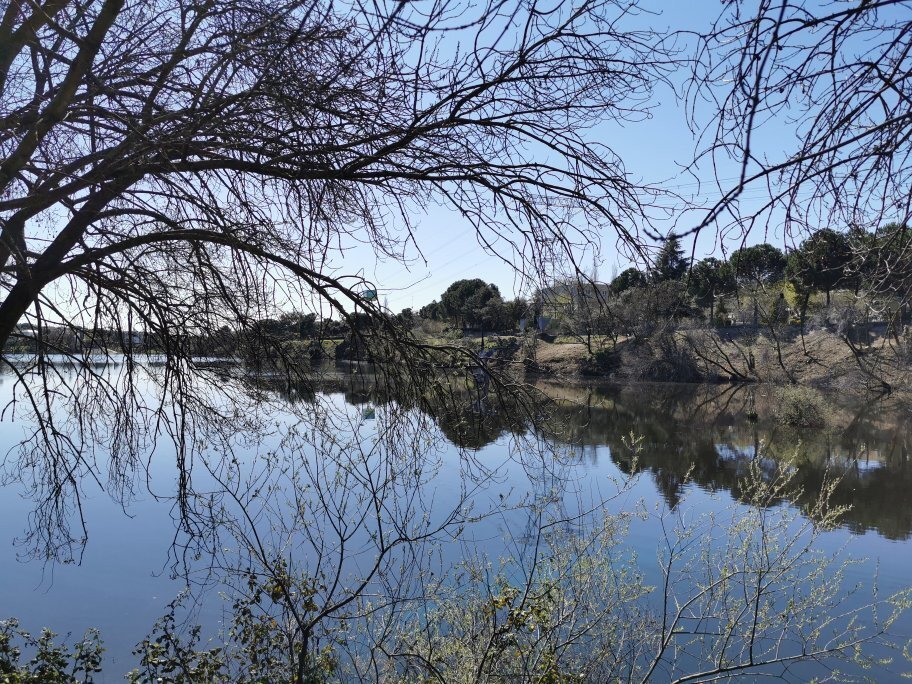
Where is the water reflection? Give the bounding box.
[571,382,912,540]
[4,357,910,541]
[3,360,912,678]
[311,375,912,540]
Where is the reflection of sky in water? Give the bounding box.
[715,443,755,461]
[1,440,205,678]
[2,367,912,679]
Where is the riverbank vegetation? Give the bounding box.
[403,228,909,388]
[406,227,912,388]
[13,227,908,389]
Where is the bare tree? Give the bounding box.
[0,0,674,349]
[688,0,912,243]
[0,0,680,551]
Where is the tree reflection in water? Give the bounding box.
[300,374,912,541]
[2,362,912,680]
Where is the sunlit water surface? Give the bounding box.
[2,362,912,680]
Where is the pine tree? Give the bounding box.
[651,235,687,282]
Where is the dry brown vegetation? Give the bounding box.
[457,327,911,391]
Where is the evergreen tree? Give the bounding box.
[785,228,851,306]
[651,235,687,282]
[730,244,787,326]
[730,244,787,287]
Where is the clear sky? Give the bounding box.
[329,1,826,314]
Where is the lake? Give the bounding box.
[2,362,912,681]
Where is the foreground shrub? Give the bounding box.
[0,620,102,684]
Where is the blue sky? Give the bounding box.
[331,1,810,314]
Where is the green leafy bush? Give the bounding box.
[0,619,102,684]
[776,386,828,427]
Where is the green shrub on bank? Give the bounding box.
[776,386,828,427]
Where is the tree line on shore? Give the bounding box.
[414,223,912,345]
[12,222,908,359]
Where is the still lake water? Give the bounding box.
[2,364,912,680]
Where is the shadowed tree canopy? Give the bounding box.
[440,279,502,329]
[730,244,786,288]
[688,257,735,320]
[418,300,443,321]
[860,223,912,301]
[609,267,647,296]
[785,229,851,305]
[650,234,687,283]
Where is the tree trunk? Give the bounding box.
[0,281,37,349]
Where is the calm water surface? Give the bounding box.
[2,367,912,680]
